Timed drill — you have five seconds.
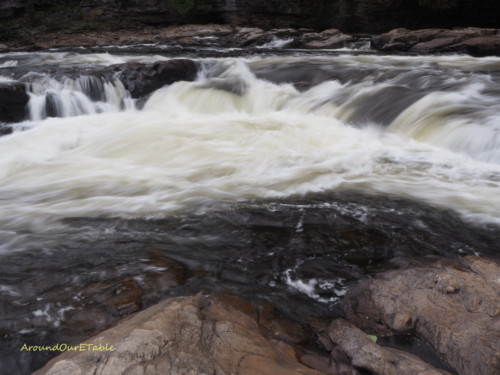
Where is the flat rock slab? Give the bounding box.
[342,256,500,375]
[35,294,324,375]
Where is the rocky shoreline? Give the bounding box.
[34,255,499,375]
[1,24,500,56]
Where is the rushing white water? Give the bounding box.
[257,37,294,49]
[0,51,169,68]
[2,53,500,233]
[27,75,134,121]
[389,87,500,163]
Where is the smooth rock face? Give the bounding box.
[342,256,500,375]
[372,28,500,56]
[35,295,325,375]
[328,319,451,375]
[0,83,29,123]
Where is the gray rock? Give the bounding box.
[342,256,500,375]
[372,28,500,56]
[328,319,451,375]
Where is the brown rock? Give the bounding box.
[328,319,451,375]
[35,294,325,375]
[38,251,187,337]
[303,31,354,49]
[342,256,500,375]
[372,27,500,56]
[455,35,500,57]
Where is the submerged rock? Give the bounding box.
[0,82,29,123]
[342,256,500,375]
[33,256,500,375]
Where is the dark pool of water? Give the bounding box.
[1,191,498,374]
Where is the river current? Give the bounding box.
[1,46,500,373]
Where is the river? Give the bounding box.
[1,46,499,374]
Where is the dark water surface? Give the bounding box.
[1,192,499,373]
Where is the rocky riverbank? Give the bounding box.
[0,24,358,52]
[1,0,500,38]
[35,255,499,375]
[1,24,499,56]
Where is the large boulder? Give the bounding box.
[456,35,500,57]
[34,294,324,375]
[342,256,500,375]
[116,59,199,98]
[300,29,355,49]
[0,82,29,123]
[372,28,500,56]
[327,319,451,375]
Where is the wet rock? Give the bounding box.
[116,59,198,98]
[33,250,187,339]
[342,256,500,375]
[233,27,267,46]
[0,82,29,123]
[457,35,500,57]
[35,294,325,375]
[328,319,451,375]
[372,28,500,56]
[301,29,354,49]
[0,124,13,136]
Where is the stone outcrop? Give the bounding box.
[342,256,500,375]
[4,22,500,56]
[116,59,199,98]
[327,319,451,375]
[372,27,500,56]
[33,256,500,375]
[35,294,325,375]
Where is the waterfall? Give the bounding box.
[26,75,135,121]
